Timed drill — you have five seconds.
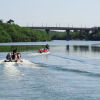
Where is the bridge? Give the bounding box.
[28,26,99,40]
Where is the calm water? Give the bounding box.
[0,40,100,100]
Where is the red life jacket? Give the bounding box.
[43,49,47,52]
[38,49,42,53]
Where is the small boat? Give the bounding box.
[4,59,23,62]
[4,52,22,62]
[38,48,49,53]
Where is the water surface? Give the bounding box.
[0,40,100,100]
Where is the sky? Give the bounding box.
[0,0,100,27]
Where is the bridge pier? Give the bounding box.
[85,30,90,40]
[66,29,70,41]
[45,29,50,34]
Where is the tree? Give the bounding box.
[7,19,14,24]
[0,19,3,23]
[0,21,50,42]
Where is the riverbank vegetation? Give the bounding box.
[0,19,100,42]
[50,29,100,40]
[0,19,50,43]
[49,31,86,40]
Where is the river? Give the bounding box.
[0,40,100,100]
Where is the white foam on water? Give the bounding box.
[0,59,40,69]
[0,60,5,64]
[4,62,16,67]
[1,61,22,80]
[28,52,50,57]
[4,64,20,76]
[28,52,40,56]
[19,59,41,69]
[0,59,19,66]
[41,52,50,55]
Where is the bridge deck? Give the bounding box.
[29,26,96,31]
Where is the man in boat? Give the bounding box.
[45,44,49,50]
[13,48,17,55]
[11,53,17,62]
[5,48,22,62]
[38,48,43,53]
[10,48,20,61]
[17,53,21,61]
[5,53,12,62]
[43,48,48,52]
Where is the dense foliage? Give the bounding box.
[0,21,50,43]
[1,19,100,42]
[49,31,86,40]
[49,31,66,40]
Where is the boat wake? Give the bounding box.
[27,52,50,57]
[19,59,40,68]
[51,54,100,67]
[0,59,40,69]
[47,64,100,78]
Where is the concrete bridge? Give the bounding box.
[28,26,99,40]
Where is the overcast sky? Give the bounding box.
[0,0,100,27]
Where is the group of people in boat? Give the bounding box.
[38,44,49,53]
[5,49,22,62]
[5,44,50,62]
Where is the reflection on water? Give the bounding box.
[0,44,100,53]
[73,46,89,51]
[0,45,100,59]
[64,45,100,59]
[0,45,45,52]
[66,45,69,53]
[65,45,100,53]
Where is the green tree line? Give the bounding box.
[1,19,100,42]
[0,19,50,43]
